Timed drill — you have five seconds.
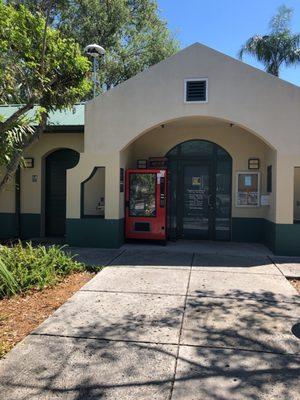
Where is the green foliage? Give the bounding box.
[0,256,19,297]
[239,5,300,77]
[0,1,91,107]
[0,242,92,298]
[0,1,91,186]
[8,0,179,93]
[0,117,34,166]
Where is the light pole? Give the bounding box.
[84,44,106,98]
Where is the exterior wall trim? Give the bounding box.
[0,212,299,255]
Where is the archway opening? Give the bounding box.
[120,116,276,245]
[45,149,79,237]
[166,139,232,241]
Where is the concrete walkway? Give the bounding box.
[1,244,300,399]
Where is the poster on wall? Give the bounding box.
[236,172,260,207]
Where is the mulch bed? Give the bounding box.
[289,278,300,294]
[0,271,94,359]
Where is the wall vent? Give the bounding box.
[185,79,208,103]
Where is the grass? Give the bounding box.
[0,257,19,297]
[0,342,9,359]
[0,241,100,299]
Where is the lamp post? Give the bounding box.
[84,44,106,98]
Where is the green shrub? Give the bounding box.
[0,242,85,298]
[0,257,20,297]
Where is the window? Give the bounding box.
[267,165,272,193]
[81,167,105,218]
[129,173,156,217]
[185,79,208,103]
[181,140,213,156]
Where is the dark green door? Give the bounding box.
[167,140,232,241]
[45,149,79,237]
[179,162,212,239]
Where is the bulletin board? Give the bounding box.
[236,172,260,207]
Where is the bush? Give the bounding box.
[0,257,19,297]
[0,242,85,298]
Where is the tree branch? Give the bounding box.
[40,0,53,77]
[0,112,48,192]
[0,102,35,135]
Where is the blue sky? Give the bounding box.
[157,0,300,85]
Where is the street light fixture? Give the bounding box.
[84,44,106,98]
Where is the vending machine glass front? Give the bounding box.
[129,173,156,217]
[125,169,167,241]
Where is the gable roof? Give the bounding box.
[85,42,300,154]
[89,42,299,106]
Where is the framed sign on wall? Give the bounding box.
[236,172,260,207]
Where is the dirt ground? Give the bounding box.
[0,272,94,359]
[289,278,300,294]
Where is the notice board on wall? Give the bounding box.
[236,172,260,207]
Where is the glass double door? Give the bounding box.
[179,162,212,239]
[168,159,232,241]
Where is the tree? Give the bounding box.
[0,1,91,190]
[239,5,300,77]
[8,0,179,93]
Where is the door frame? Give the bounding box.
[166,140,232,241]
[42,148,79,237]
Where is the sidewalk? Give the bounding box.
[0,247,299,399]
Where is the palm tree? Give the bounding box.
[239,5,300,77]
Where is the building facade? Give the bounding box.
[1,43,300,255]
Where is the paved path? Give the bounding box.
[1,247,300,399]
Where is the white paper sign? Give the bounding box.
[157,170,165,184]
[261,195,270,206]
[244,176,252,187]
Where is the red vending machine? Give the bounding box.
[125,169,167,241]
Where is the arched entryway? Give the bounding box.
[166,140,232,241]
[45,149,80,237]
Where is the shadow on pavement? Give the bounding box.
[0,286,299,399]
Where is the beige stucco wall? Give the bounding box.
[3,43,299,230]
[85,43,300,155]
[0,133,84,215]
[275,154,300,224]
[0,173,15,213]
[85,43,300,224]
[22,133,83,215]
[119,145,133,218]
[67,152,121,219]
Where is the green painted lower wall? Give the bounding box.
[0,213,40,239]
[273,223,300,256]
[232,218,264,243]
[0,213,17,238]
[20,214,41,238]
[0,213,299,255]
[232,217,300,256]
[262,219,276,253]
[66,218,124,249]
